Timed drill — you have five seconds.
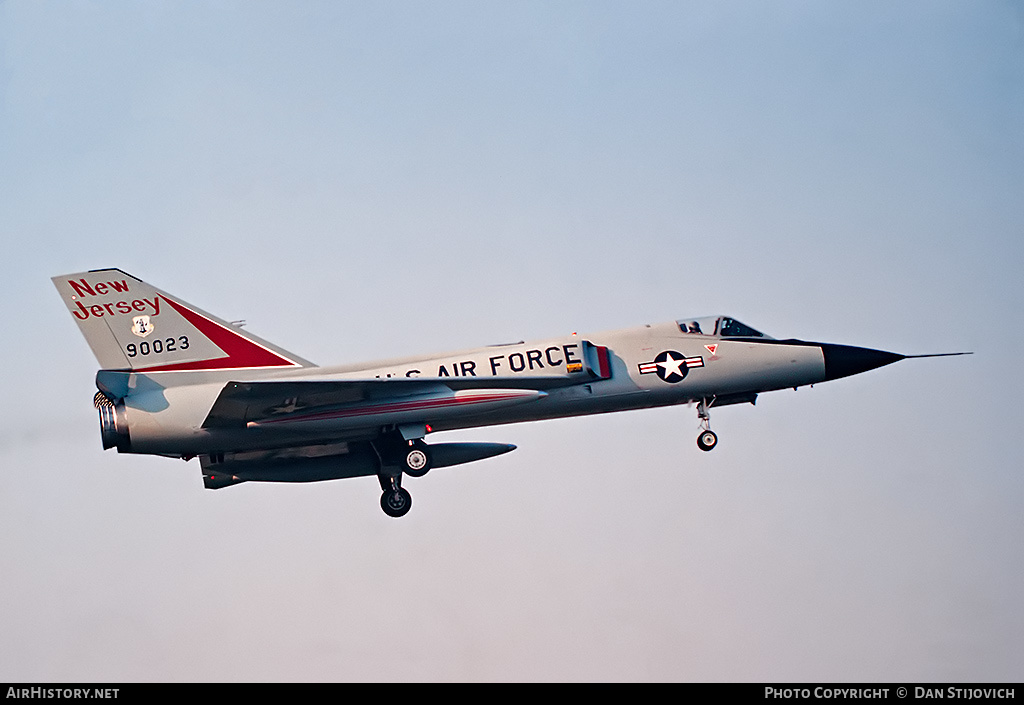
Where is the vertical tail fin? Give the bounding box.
[52,269,316,372]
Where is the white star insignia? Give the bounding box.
[657,353,686,378]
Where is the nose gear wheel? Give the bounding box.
[697,429,718,451]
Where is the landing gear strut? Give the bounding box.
[696,398,718,452]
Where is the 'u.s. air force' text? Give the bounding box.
[379,344,584,378]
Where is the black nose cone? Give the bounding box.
[820,344,905,381]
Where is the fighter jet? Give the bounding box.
[52,269,968,517]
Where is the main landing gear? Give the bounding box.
[375,435,433,518]
[402,439,432,478]
[695,398,718,452]
[380,476,413,518]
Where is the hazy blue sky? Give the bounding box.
[1,0,1021,681]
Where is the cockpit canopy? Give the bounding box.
[676,316,771,339]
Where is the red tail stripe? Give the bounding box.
[135,296,299,372]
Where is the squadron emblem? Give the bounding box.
[638,350,704,383]
[131,315,154,338]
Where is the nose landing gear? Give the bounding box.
[696,398,718,452]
